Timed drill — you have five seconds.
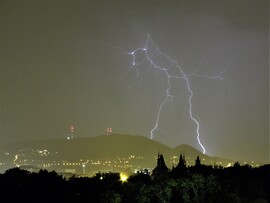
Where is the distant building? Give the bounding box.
[195,155,201,167]
[171,153,187,177]
[151,153,169,178]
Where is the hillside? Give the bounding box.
[1,134,262,175]
[3,134,175,159]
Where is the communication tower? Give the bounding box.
[106,127,112,135]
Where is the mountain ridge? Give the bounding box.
[0,133,264,175]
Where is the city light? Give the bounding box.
[120,173,128,182]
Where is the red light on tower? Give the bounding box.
[106,127,112,135]
[70,125,74,133]
[70,125,74,139]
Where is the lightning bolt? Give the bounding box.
[101,34,226,154]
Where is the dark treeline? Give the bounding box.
[0,155,269,203]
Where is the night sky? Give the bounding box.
[1,0,269,163]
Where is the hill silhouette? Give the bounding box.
[1,133,252,171]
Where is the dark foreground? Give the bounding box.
[0,158,269,203]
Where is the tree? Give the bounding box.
[101,191,121,203]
